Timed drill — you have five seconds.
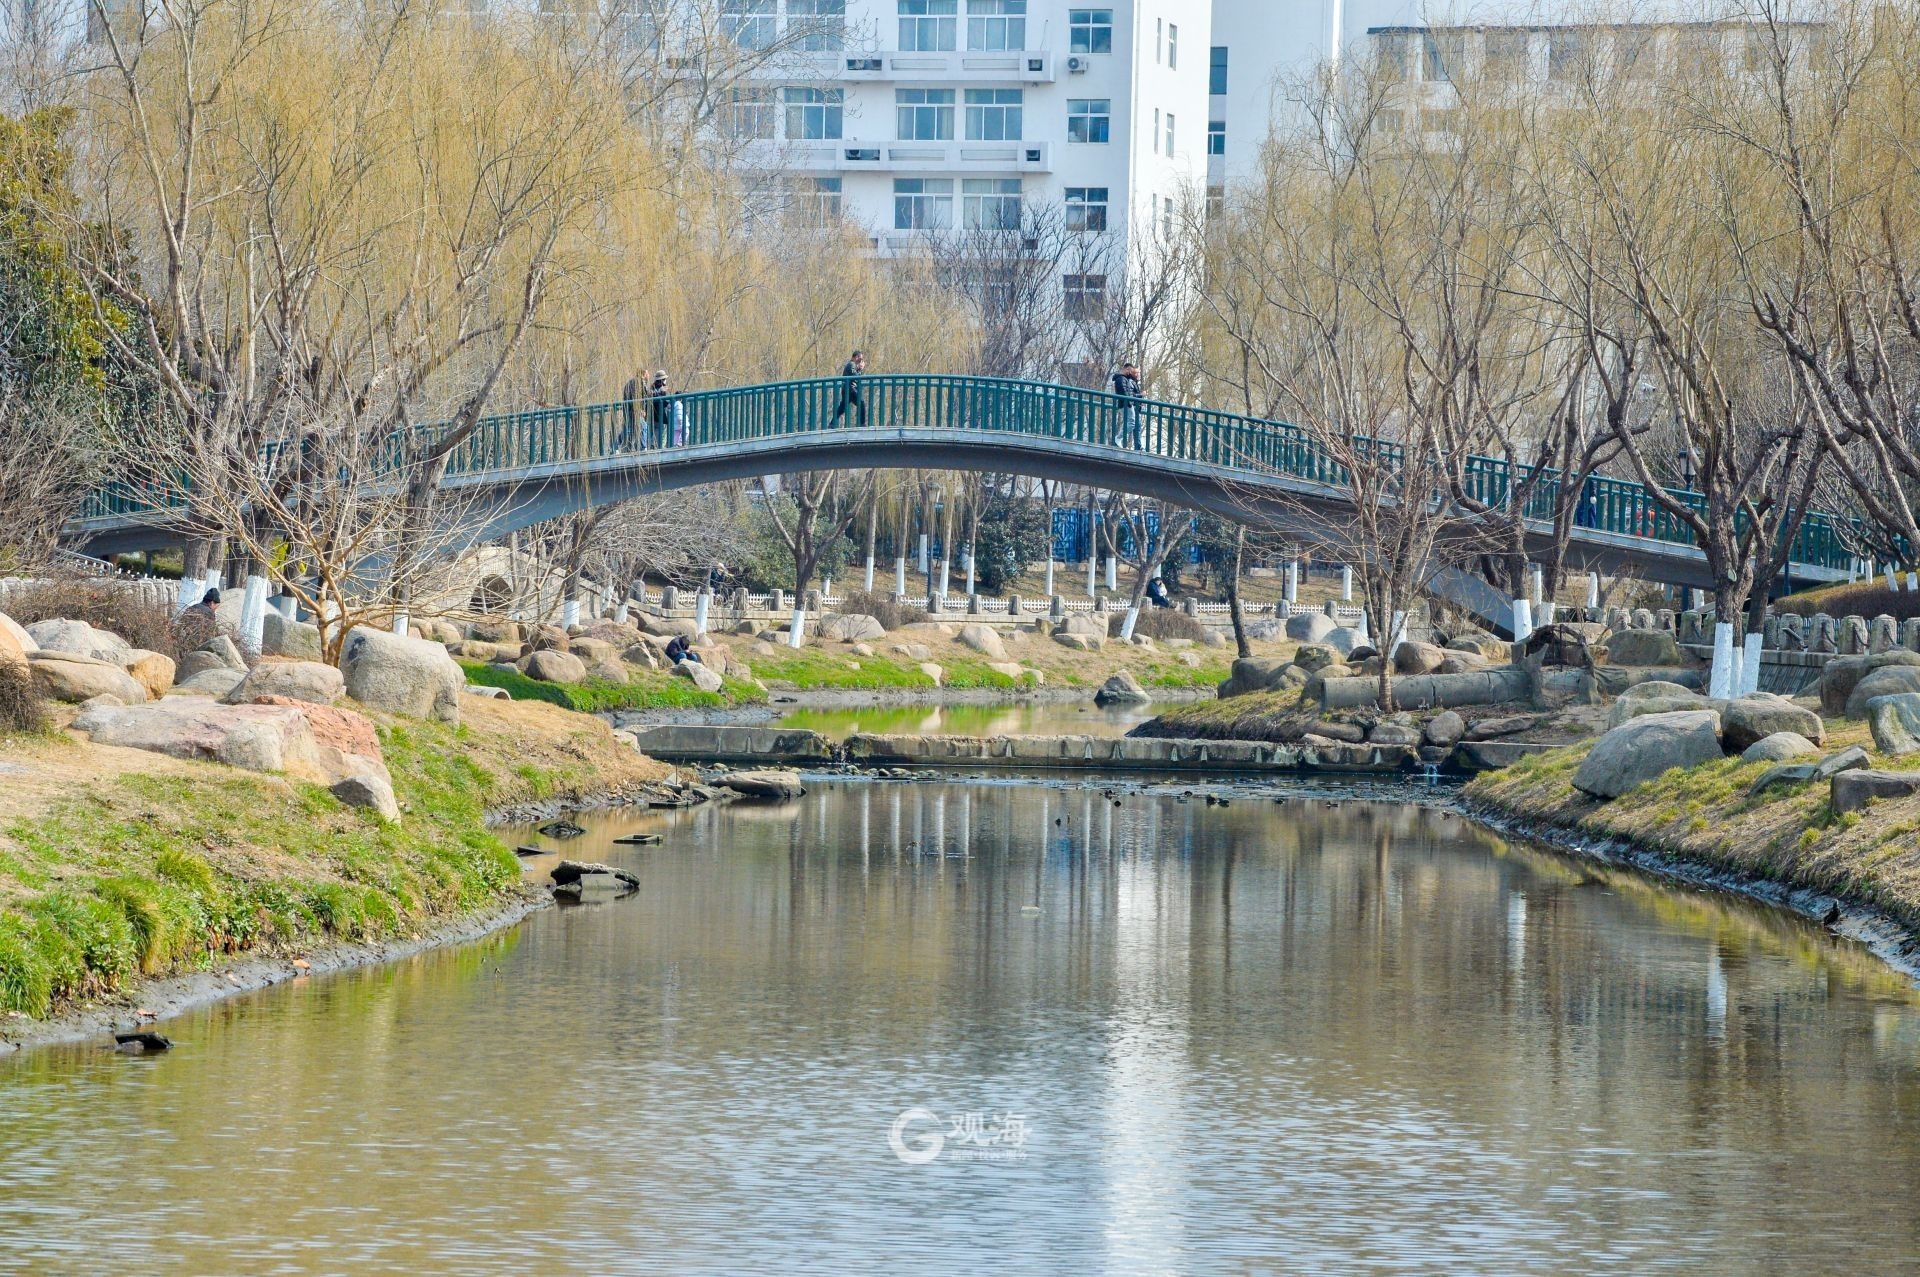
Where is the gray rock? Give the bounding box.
[1719,696,1825,753]
[1846,665,1920,718]
[671,660,725,693]
[1284,612,1337,643]
[330,771,400,821]
[261,611,323,660]
[1368,722,1421,746]
[822,613,887,643]
[1307,720,1366,743]
[222,659,345,706]
[1292,643,1338,674]
[1740,732,1819,763]
[25,650,150,704]
[1608,693,1709,729]
[1059,614,1109,638]
[1322,626,1366,656]
[1602,629,1683,666]
[25,618,129,661]
[1573,710,1724,799]
[1813,745,1870,780]
[717,769,806,799]
[956,623,1006,660]
[1094,670,1152,706]
[1463,714,1537,740]
[1393,641,1446,675]
[1819,649,1920,714]
[464,685,510,699]
[1424,710,1466,748]
[1219,657,1291,697]
[338,625,463,724]
[1618,679,1702,702]
[1832,769,1920,814]
[171,667,247,697]
[1749,763,1818,796]
[71,698,341,781]
[199,635,248,672]
[1053,632,1102,652]
[1867,693,1920,756]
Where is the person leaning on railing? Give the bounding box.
[1110,360,1142,448]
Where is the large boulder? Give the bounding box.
[1619,679,1700,702]
[956,623,1006,660]
[1393,641,1446,676]
[1831,769,1920,815]
[822,613,887,643]
[71,698,345,782]
[330,772,400,822]
[1719,695,1825,754]
[117,650,176,698]
[1573,710,1724,799]
[1369,721,1421,746]
[1219,657,1292,698]
[1094,671,1152,706]
[222,659,345,707]
[176,636,248,683]
[519,649,589,684]
[570,637,620,666]
[637,615,700,639]
[1608,692,1710,729]
[1820,650,1920,714]
[1424,710,1466,748]
[338,626,462,724]
[1866,692,1920,757]
[1846,665,1920,719]
[1292,643,1339,674]
[1053,632,1102,652]
[26,618,129,661]
[0,612,36,657]
[261,611,323,660]
[717,770,806,799]
[26,650,150,704]
[1284,612,1337,643]
[1740,732,1819,763]
[172,668,247,698]
[1059,614,1110,638]
[1322,626,1366,657]
[1602,629,1683,666]
[671,660,724,693]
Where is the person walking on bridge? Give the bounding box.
[830,350,867,428]
[650,371,685,446]
[1111,359,1142,447]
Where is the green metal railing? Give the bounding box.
[75,373,1859,572]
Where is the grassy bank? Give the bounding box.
[1466,720,1920,931]
[1135,689,1305,739]
[459,660,764,711]
[0,699,671,1019]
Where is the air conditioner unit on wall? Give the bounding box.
[1066,56,1089,73]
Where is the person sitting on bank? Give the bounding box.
[1146,576,1172,608]
[173,587,222,649]
[664,633,701,665]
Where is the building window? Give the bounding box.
[788,0,845,52]
[1209,45,1227,94]
[721,0,776,50]
[1617,28,1656,78]
[963,178,1022,230]
[1484,30,1528,81]
[1067,98,1110,144]
[1548,30,1588,81]
[1155,17,1162,63]
[1205,185,1223,220]
[1069,8,1111,55]
[899,0,957,52]
[1063,273,1106,321]
[1167,22,1178,68]
[964,88,1023,140]
[1423,31,1459,82]
[721,86,777,140]
[784,87,843,140]
[1207,119,1224,155]
[896,88,955,140]
[894,178,954,230]
[798,175,843,223]
[1063,186,1108,232]
[1164,111,1174,157]
[1375,32,1413,80]
[1158,193,1173,237]
[967,0,1024,51]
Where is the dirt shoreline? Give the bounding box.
[614,683,1211,727]
[1460,794,1920,986]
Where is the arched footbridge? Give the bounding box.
[72,373,1855,594]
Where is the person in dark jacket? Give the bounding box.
[1146,576,1172,608]
[830,350,867,427]
[664,633,701,665]
[1111,360,1142,446]
[649,371,674,445]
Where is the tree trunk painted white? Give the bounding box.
[1045,559,1055,596]
[1529,563,1544,606]
[1708,621,1736,699]
[917,534,930,576]
[614,600,629,624]
[788,608,806,648]
[1285,560,1299,605]
[937,556,950,597]
[1356,610,1370,641]
[239,574,269,651]
[1908,573,1917,593]
[1888,568,1900,592]
[965,554,975,596]
[391,611,410,636]
[1119,606,1140,641]
[561,598,581,630]
[1341,565,1352,601]
[895,557,907,594]
[865,554,876,593]
[1511,599,1534,646]
[1539,601,1556,625]
[1086,556,1096,597]
[694,589,711,636]
[1586,573,1600,608]
[1740,630,1764,696]
[1104,556,1117,591]
[1389,610,1407,652]
[823,578,832,599]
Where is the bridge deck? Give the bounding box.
[72,374,1853,590]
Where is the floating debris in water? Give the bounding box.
[537,819,587,839]
[114,1031,171,1054]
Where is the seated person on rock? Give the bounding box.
[1146,577,1172,608]
[664,633,701,665]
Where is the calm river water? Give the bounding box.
[4,777,1920,1275]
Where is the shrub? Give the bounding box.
[1131,607,1209,643]
[839,589,931,631]
[1774,581,1920,623]
[0,658,43,733]
[4,575,183,655]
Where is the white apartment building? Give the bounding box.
[732,0,1210,256]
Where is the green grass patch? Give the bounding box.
[750,648,1029,692]
[459,660,762,711]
